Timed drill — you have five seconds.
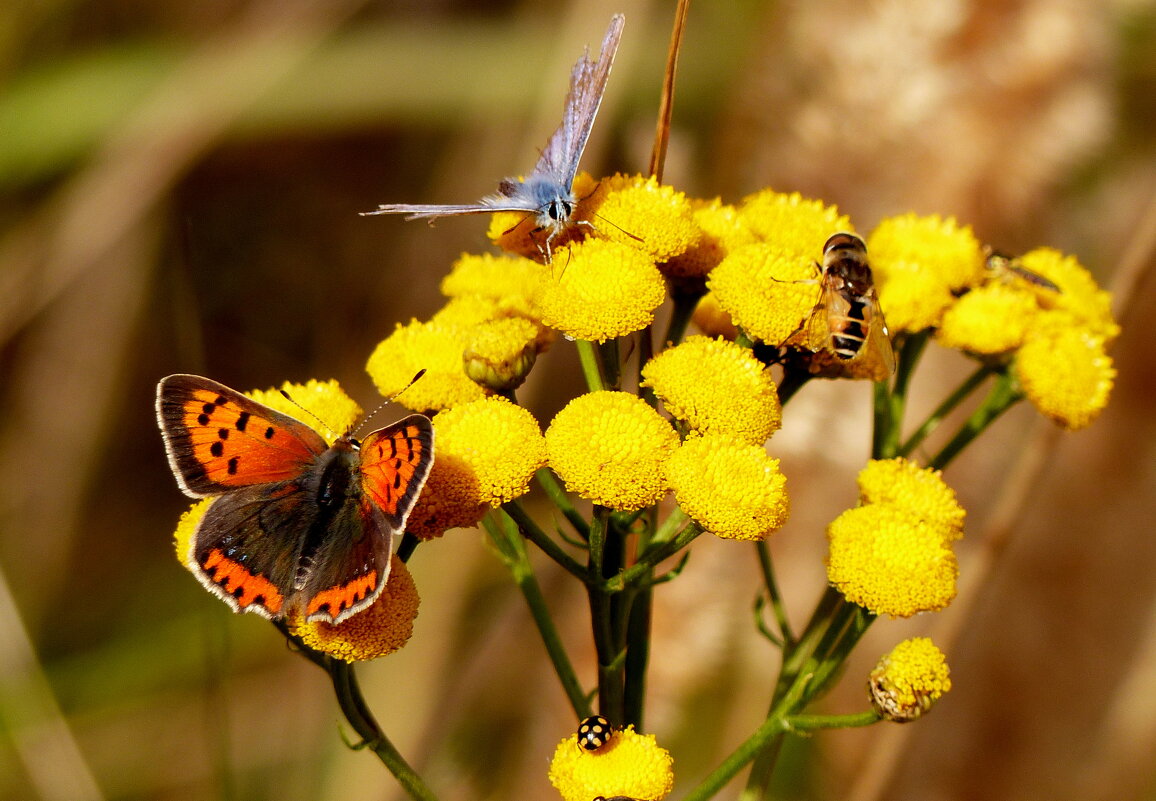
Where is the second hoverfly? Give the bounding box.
[796,232,895,382]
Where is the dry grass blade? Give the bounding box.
[648,0,690,182]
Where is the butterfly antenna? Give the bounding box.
[353,369,428,438]
[278,388,339,440]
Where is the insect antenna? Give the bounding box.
[352,369,428,439]
[278,389,339,441]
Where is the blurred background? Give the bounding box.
[1,0,1154,799]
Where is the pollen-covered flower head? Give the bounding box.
[247,378,362,438]
[826,504,958,617]
[439,251,550,321]
[936,282,1040,355]
[738,189,851,260]
[367,319,489,414]
[868,213,985,333]
[535,239,666,342]
[662,197,757,279]
[586,173,698,262]
[1015,324,1115,431]
[549,724,674,801]
[641,336,781,445]
[707,243,817,345]
[857,458,965,537]
[545,391,678,511]
[664,434,790,541]
[869,637,952,722]
[287,555,419,662]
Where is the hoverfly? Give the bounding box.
[798,232,895,381]
[983,248,1062,293]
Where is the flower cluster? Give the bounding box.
[826,459,964,618]
[548,723,675,801]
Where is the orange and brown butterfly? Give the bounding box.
[156,374,434,625]
[799,232,896,382]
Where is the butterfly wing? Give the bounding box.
[532,14,625,186]
[157,374,328,498]
[185,483,317,619]
[361,198,541,220]
[295,415,434,624]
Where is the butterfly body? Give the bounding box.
[363,15,625,260]
[157,375,434,625]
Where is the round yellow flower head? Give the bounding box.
[665,434,790,541]
[857,458,965,538]
[1015,326,1115,431]
[738,189,852,261]
[692,291,738,340]
[536,239,666,342]
[936,282,1040,355]
[663,198,757,279]
[440,252,550,321]
[1017,247,1119,343]
[545,391,678,511]
[707,243,817,345]
[589,173,698,262]
[403,456,487,540]
[462,316,545,393]
[247,378,362,437]
[641,336,782,445]
[287,555,419,662]
[487,172,600,261]
[549,724,674,801]
[174,498,212,564]
[869,637,952,722]
[367,319,489,414]
[826,505,958,618]
[431,396,546,507]
[868,214,985,334]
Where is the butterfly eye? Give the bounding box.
[576,715,613,751]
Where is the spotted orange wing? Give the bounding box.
[156,374,328,497]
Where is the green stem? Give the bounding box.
[874,332,929,459]
[606,522,702,592]
[501,500,586,578]
[929,369,1023,470]
[534,468,590,540]
[484,514,589,718]
[755,541,794,647]
[329,661,439,801]
[598,338,622,389]
[576,340,606,391]
[586,509,625,720]
[785,710,880,731]
[898,363,994,458]
[664,289,701,348]
[396,531,420,563]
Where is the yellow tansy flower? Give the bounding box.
[404,455,487,540]
[868,214,985,333]
[663,198,757,279]
[869,637,952,722]
[439,252,550,320]
[549,724,674,801]
[1015,326,1115,431]
[590,173,698,262]
[665,434,790,541]
[857,458,965,538]
[287,555,419,662]
[545,391,678,511]
[247,378,362,437]
[432,396,547,506]
[463,316,545,392]
[691,291,738,340]
[173,498,212,564]
[1017,247,1120,343]
[826,504,958,618]
[936,282,1040,355]
[366,319,489,414]
[707,243,817,345]
[536,239,666,342]
[738,189,852,261]
[641,336,782,445]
